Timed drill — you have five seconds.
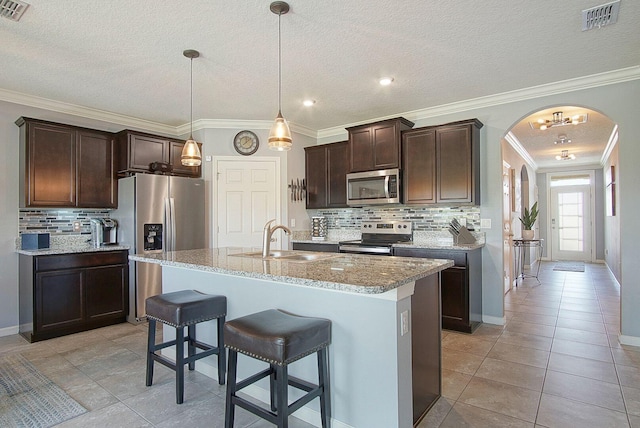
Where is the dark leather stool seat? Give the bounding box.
[224,309,331,428]
[145,290,226,404]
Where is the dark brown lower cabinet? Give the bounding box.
[20,250,129,342]
[394,247,482,333]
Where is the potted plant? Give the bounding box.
[519,202,538,240]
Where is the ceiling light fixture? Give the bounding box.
[555,150,576,161]
[181,49,202,167]
[268,1,292,151]
[303,99,316,107]
[529,111,588,130]
[554,134,572,145]
[379,77,394,86]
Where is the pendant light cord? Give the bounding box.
[278,11,282,114]
[190,56,194,139]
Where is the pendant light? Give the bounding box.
[181,49,202,166]
[268,1,292,151]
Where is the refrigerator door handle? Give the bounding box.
[169,198,177,252]
[164,197,172,252]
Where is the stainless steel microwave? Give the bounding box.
[346,168,401,206]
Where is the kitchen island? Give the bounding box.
[130,247,452,428]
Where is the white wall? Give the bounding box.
[603,143,620,281]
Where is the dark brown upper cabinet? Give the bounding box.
[116,130,202,178]
[17,117,117,208]
[347,117,414,172]
[402,119,482,205]
[305,141,349,209]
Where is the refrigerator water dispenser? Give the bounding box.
[144,224,163,251]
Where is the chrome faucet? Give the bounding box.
[262,219,292,257]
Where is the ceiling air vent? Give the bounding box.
[0,0,29,21]
[582,0,621,31]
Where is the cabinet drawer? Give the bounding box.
[35,251,128,272]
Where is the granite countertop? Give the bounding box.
[130,247,453,295]
[16,234,130,256]
[291,230,485,251]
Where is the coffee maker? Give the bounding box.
[90,218,118,246]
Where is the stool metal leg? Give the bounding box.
[187,324,196,371]
[276,364,289,428]
[270,364,277,412]
[318,348,331,428]
[225,350,238,428]
[217,316,226,385]
[146,319,156,387]
[175,326,185,404]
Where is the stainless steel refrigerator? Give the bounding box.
[113,174,205,323]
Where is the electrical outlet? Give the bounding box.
[480,219,492,229]
[400,310,409,336]
[290,218,296,228]
[73,221,82,231]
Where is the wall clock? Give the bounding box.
[233,130,259,156]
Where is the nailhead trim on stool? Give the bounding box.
[145,290,227,404]
[223,309,331,428]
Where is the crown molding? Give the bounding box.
[0,87,176,135]
[317,66,640,139]
[2,66,638,140]
[186,118,317,138]
[504,132,538,170]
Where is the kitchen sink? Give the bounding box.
[229,250,338,262]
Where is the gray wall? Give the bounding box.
[1,78,639,342]
[314,79,640,338]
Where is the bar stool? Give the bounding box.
[224,309,331,428]
[145,290,226,404]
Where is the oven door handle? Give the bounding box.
[339,245,392,255]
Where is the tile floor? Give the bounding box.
[419,261,640,428]
[0,261,639,427]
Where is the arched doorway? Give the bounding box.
[501,105,617,284]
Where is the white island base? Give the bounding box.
[160,265,426,428]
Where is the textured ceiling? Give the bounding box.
[510,106,615,169]
[0,0,638,164]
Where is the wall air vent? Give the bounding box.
[582,0,621,31]
[0,0,29,21]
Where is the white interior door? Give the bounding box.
[215,158,279,248]
[550,184,592,261]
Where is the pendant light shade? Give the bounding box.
[268,1,292,151]
[268,111,292,151]
[181,49,202,166]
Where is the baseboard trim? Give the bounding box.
[619,335,640,347]
[0,325,19,337]
[482,315,506,326]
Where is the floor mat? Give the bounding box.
[553,261,585,272]
[0,353,86,427]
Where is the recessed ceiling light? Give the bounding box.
[379,77,394,86]
[303,99,316,107]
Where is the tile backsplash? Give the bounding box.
[309,205,481,231]
[19,209,112,235]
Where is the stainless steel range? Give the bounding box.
[339,221,412,255]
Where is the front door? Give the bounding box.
[215,157,280,248]
[550,181,593,261]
